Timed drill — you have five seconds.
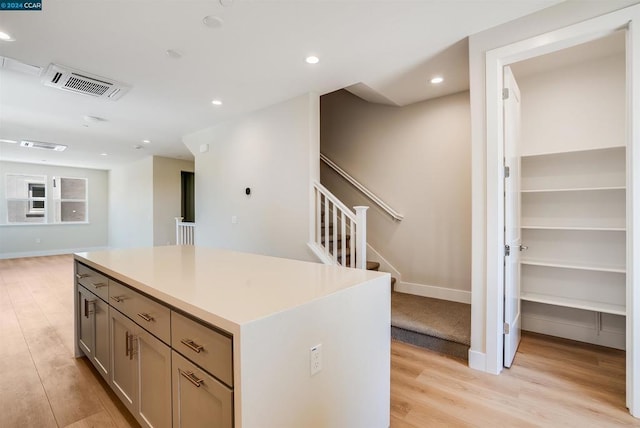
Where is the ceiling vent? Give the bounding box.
[42,64,130,100]
[20,140,67,151]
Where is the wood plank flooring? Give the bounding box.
[1,255,638,427]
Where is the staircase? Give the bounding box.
[311,180,469,360]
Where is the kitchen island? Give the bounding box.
[73,245,390,428]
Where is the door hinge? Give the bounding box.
[504,165,510,178]
[504,322,510,334]
[502,88,510,100]
[505,244,511,256]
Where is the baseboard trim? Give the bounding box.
[468,350,487,372]
[0,246,109,260]
[395,281,471,304]
[522,313,625,350]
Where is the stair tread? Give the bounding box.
[367,261,380,271]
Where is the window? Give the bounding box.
[4,174,88,224]
[54,177,88,223]
[6,174,47,223]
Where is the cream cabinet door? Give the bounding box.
[172,351,233,428]
[136,329,172,428]
[77,285,95,359]
[92,296,110,382]
[109,307,137,414]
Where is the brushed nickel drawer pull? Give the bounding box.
[137,313,154,322]
[76,273,89,279]
[110,295,124,303]
[180,369,204,387]
[129,335,135,360]
[125,331,130,357]
[92,282,107,288]
[181,338,204,353]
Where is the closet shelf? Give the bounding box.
[521,292,626,316]
[520,145,626,159]
[521,225,626,232]
[521,186,625,193]
[521,258,626,274]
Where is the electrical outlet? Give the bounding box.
[310,344,322,376]
[231,215,237,224]
[35,238,41,244]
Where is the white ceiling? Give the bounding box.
[0,0,560,170]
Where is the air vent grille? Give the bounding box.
[42,64,130,100]
[66,74,111,96]
[20,140,67,151]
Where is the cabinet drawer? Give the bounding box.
[171,311,233,387]
[172,351,233,428]
[76,263,109,301]
[109,280,170,345]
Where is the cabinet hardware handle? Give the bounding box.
[110,295,124,303]
[125,331,130,357]
[84,299,96,318]
[180,369,204,387]
[92,282,107,288]
[137,313,154,322]
[76,273,89,279]
[129,334,135,361]
[180,338,204,353]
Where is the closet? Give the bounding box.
[511,31,627,350]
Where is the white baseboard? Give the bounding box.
[522,313,625,350]
[0,246,109,260]
[395,281,471,304]
[468,350,487,372]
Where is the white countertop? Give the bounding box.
[75,246,387,334]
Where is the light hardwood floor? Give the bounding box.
[1,255,638,427]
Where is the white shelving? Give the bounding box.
[521,292,625,316]
[520,146,626,349]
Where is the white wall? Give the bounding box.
[468,0,638,372]
[183,93,320,262]
[108,157,153,249]
[320,90,471,300]
[153,156,194,246]
[0,161,108,257]
[516,53,626,155]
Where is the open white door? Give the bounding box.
[503,65,522,368]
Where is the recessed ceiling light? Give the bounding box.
[0,138,17,144]
[211,99,223,106]
[100,153,108,156]
[305,56,320,64]
[0,31,15,42]
[430,76,444,84]
[219,0,233,7]
[203,15,224,29]
[142,139,151,144]
[166,49,182,59]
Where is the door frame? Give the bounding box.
[483,4,640,415]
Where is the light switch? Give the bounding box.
[231,216,237,224]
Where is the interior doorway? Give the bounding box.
[181,171,195,223]
[482,3,640,415]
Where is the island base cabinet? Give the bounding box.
[77,285,109,382]
[172,351,233,428]
[110,307,172,428]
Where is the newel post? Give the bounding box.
[354,206,368,269]
[175,217,183,245]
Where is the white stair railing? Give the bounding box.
[175,217,195,245]
[311,181,367,269]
